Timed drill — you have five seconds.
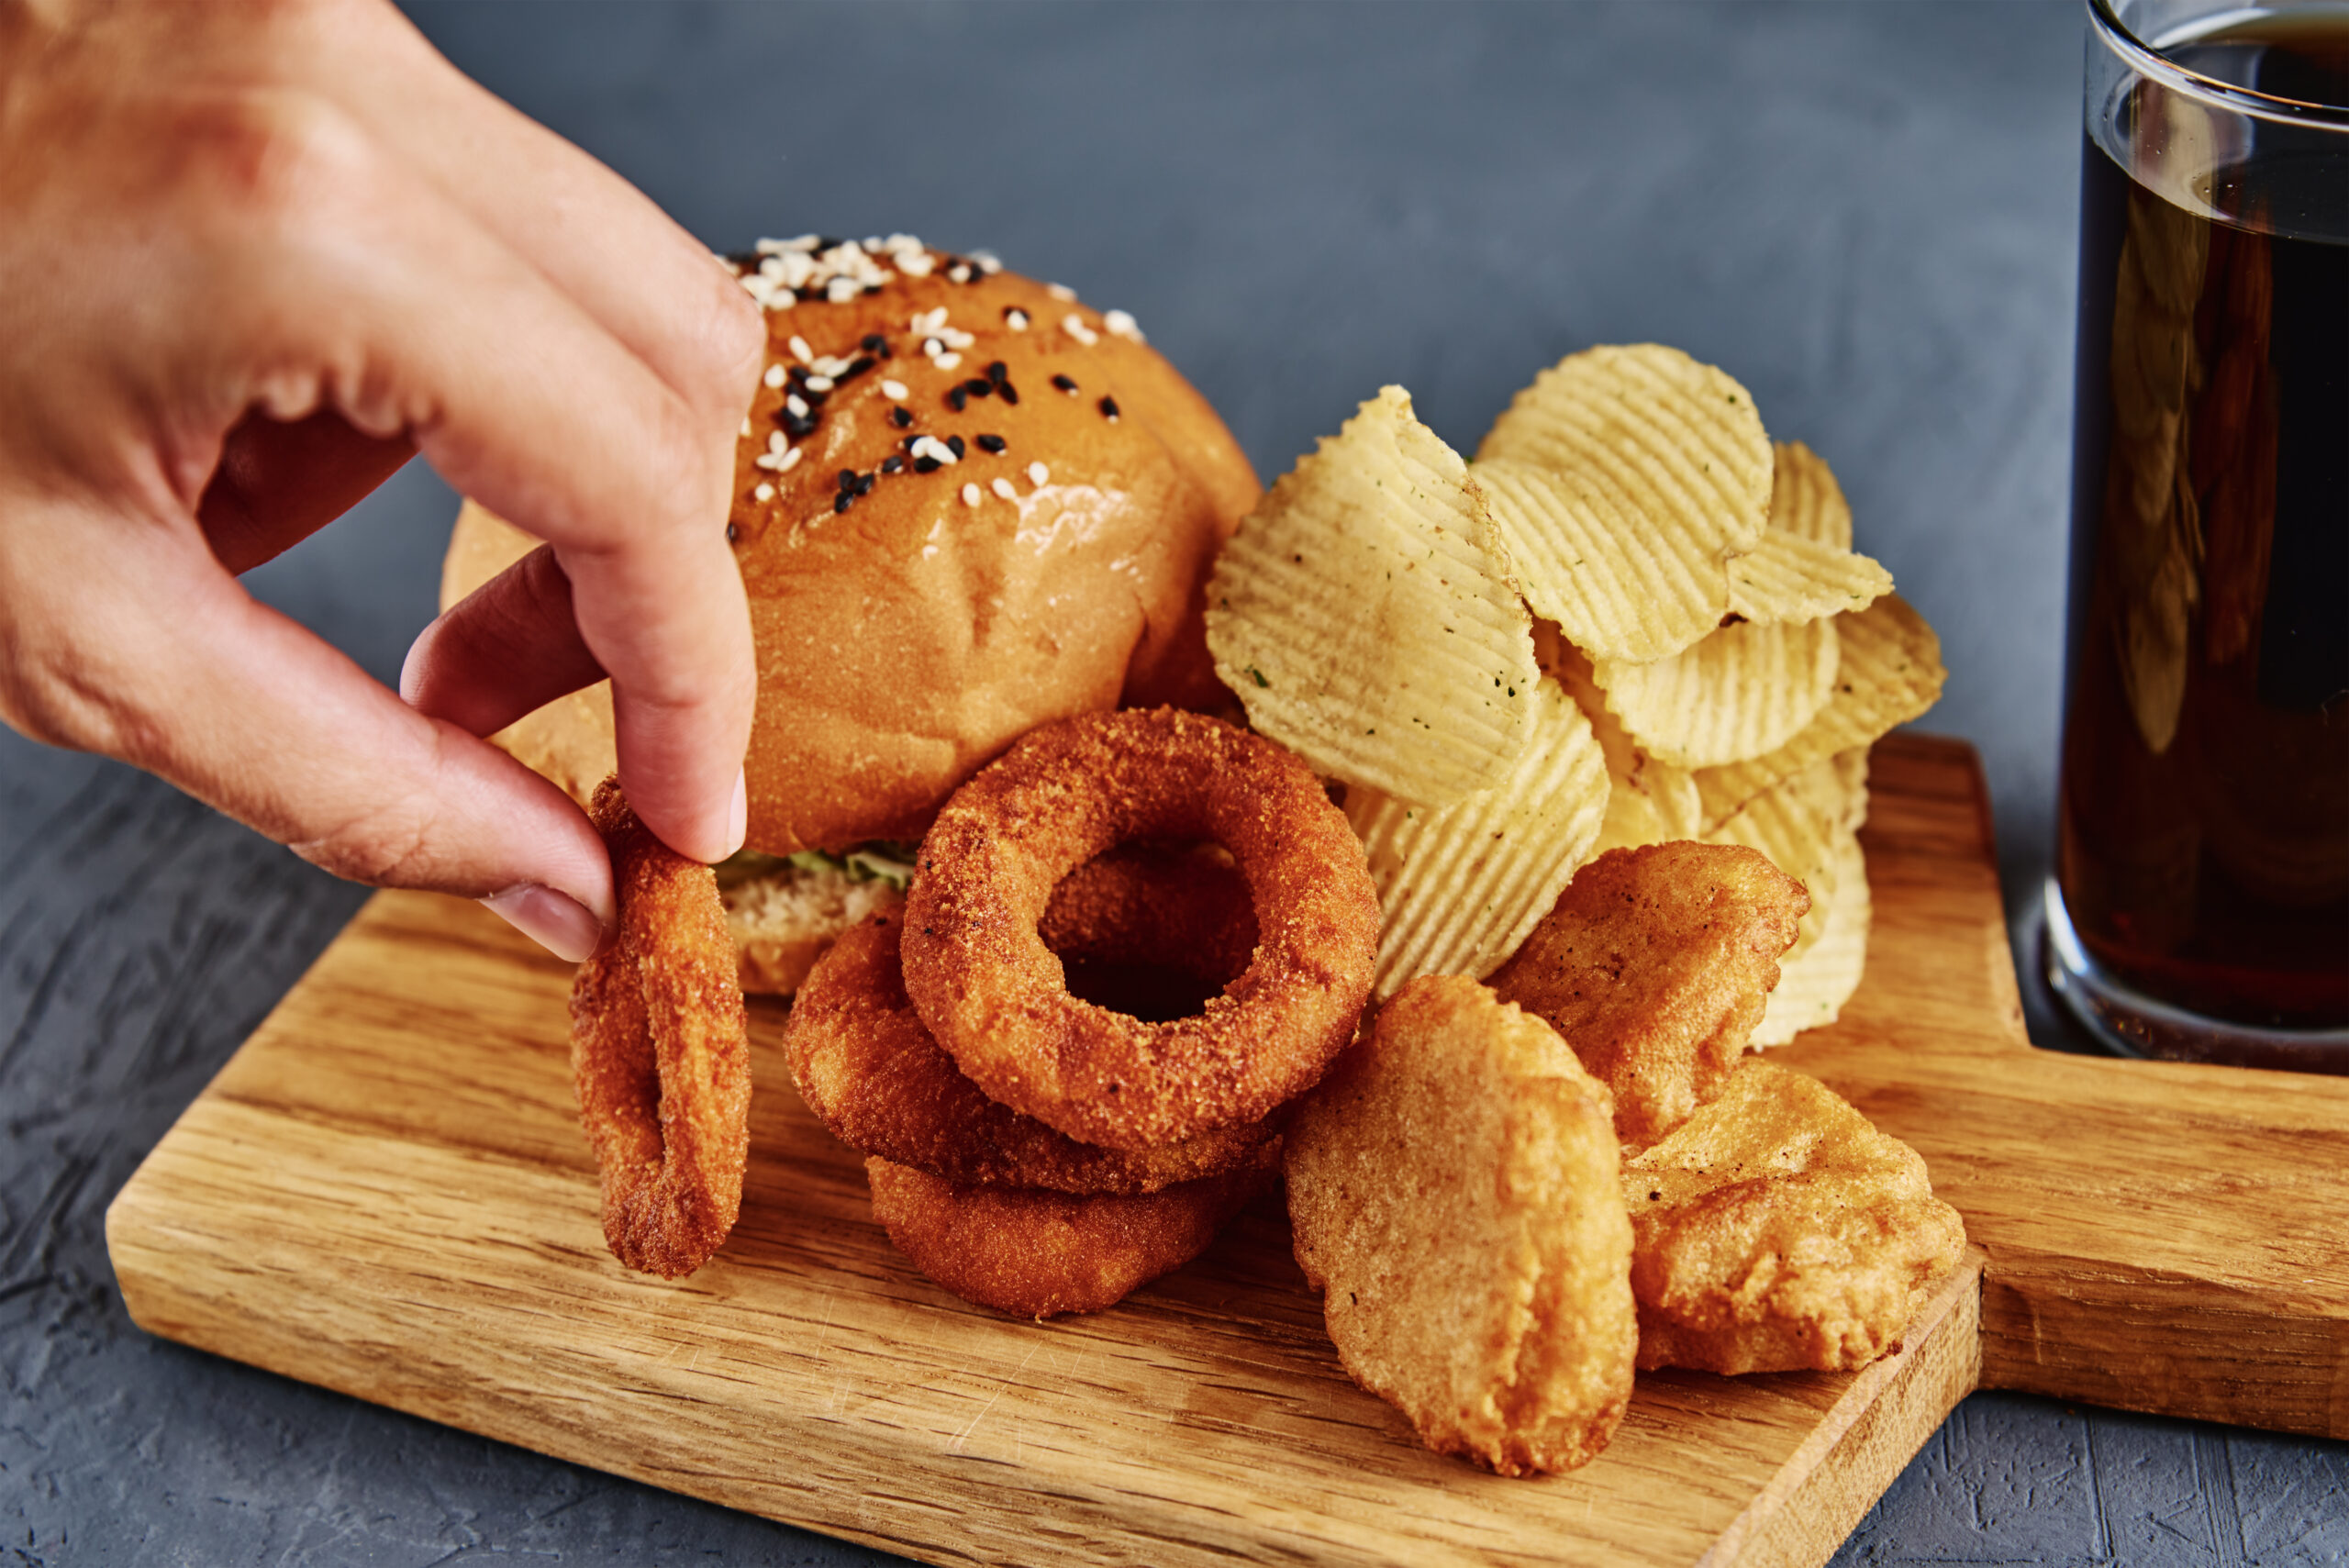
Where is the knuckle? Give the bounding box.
[0,615,132,757]
[172,87,376,246]
[287,795,438,888]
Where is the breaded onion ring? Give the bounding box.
[785,848,1276,1194]
[567,779,752,1278]
[901,708,1381,1151]
[865,1153,1276,1318]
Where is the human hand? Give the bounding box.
[0,0,762,961]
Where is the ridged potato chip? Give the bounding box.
[1207,386,1538,807]
[1702,756,1847,962]
[1591,616,1841,770]
[1695,595,1945,831]
[1725,444,1894,624]
[1538,626,1701,851]
[1476,345,1773,662]
[1347,679,1609,997]
[1752,828,1871,1047]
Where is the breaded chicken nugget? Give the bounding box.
[866,1154,1275,1318]
[1622,1062,1967,1373]
[1487,841,1807,1151]
[1286,975,1635,1476]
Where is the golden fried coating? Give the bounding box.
[1285,975,1636,1477]
[902,707,1380,1151]
[1622,1062,1967,1373]
[568,780,752,1278]
[1487,841,1807,1151]
[785,903,1280,1195]
[865,1154,1275,1318]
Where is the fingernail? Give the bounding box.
[725,768,748,859]
[482,884,604,964]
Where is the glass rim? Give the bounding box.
[2089,0,2349,128]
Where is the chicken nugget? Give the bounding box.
[1488,841,1807,1151]
[1622,1062,1967,1373]
[1286,975,1635,1476]
[866,1154,1275,1318]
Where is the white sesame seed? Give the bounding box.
[1104,309,1144,343]
[739,417,752,438]
[991,477,1018,501]
[805,375,834,394]
[766,431,787,453]
[785,394,809,418]
[935,351,963,371]
[948,264,972,284]
[1063,314,1099,347]
[882,379,908,401]
[970,250,1003,274]
[778,448,803,473]
[961,482,982,506]
[753,483,774,502]
[911,436,959,465]
[922,338,943,358]
[897,250,936,278]
[753,452,781,471]
[763,364,785,389]
[826,277,860,303]
[1005,308,1030,331]
[1046,283,1077,301]
[788,335,813,362]
[1028,462,1049,486]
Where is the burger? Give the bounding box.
[440,235,1261,991]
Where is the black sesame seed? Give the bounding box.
[787,363,810,384]
[782,411,816,438]
[975,434,1007,454]
[1098,395,1120,420]
[843,355,876,380]
[997,380,1019,406]
[833,492,852,515]
[892,406,914,428]
[945,435,966,459]
[722,250,760,270]
[948,387,968,412]
[838,469,858,493]
[880,454,904,473]
[902,435,922,451]
[862,333,886,352]
[914,456,942,473]
[1052,374,1078,393]
[986,360,1008,386]
[854,473,875,495]
[963,378,994,399]
[816,235,842,251]
[726,520,740,542]
[802,387,827,407]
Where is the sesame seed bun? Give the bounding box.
[440,243,1260,856]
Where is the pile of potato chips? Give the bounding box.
[1204,346,1945,1045]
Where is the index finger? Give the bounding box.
[192,114,757,864]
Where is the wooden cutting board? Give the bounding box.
[104,733,2349,1568]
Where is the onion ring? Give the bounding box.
[567,779,752,1278]
[785,847,1277,1194]
[901,708,1381,1151]
[865,1153,1276,1318]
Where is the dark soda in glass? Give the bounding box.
[2056,7,2349,1043]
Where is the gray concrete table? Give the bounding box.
[4,3,2343,1562]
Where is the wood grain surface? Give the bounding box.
[100,732,2346,1566]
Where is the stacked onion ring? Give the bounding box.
[785,708,1381,1317]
